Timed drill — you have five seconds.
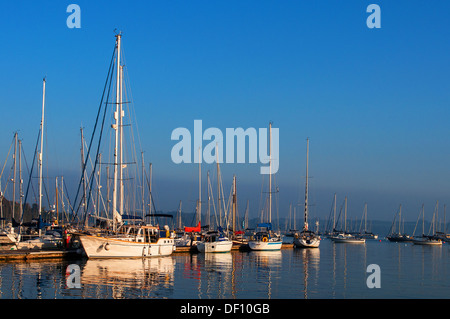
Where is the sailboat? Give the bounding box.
[75,33,175,258]
[196,228,233,253]
[358,203,378,239]
[329,197,365,244]
[294,138,320,248]
[248,123,283,251]
[412,203,442,246]
[386,204,413,242]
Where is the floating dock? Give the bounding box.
[0,249,81,262]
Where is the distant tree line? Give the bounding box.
[0,196,46,223]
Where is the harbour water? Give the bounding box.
[0,239,448,299]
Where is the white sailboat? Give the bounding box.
[412,203,442,246]
[76,33,175,258]
[329,197,365,244]
[196,230,233,253]
[294,138,320,248]
[248,123,282,251]
[358,203,378,239]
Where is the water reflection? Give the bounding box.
[80,257,175,298]
[0,241,448,299]
[292,248,320,299]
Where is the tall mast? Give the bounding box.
[12,132,18,220]
[232,175,237,234]
[97,153,102,218]
[216,143,221,226]
[344,196,347,233]
[422,204,425,236]
[444,204,447,235]
[55,177,58,225]
[80,127,88,224]
[119,64,124,217]
[364,203,368,233]
[333,193,337,231]
[304,138,309,231]
[245,200,249,230]
[141,152,145,218]
[18,139,23,223]
[149,163,153,217]
[38,78,46,226]
[112,32,121,230]
[198,147,201,225]
[269,122,272,223]
[207,171,211,229]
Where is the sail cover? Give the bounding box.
[184,222,201,233]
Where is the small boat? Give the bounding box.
[248,225,283,251]
[412,236,442,246]
[386,233,413,242]
[293,138,320,248]
[330,233,365,244]
[196,230,233,253]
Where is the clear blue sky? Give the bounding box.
[1,1,450,223]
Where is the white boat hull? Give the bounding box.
[330,236,365,244]
[79,235,175,258]
[15,236,61,250]
[197,240,233,253]
[248,240,282,251]
[294,237,320,248]
[413,239,442,246]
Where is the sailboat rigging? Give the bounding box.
[294,138,320,248]
[74,32,175,258]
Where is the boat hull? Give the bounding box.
[79,235,175,258]
[330,237,365,244]
[412,239,442,246]
[248,240,282,251]
[197,240,233,253]
[294,237,320,248]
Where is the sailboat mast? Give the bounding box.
[12,132,18,220]
[216,143,221,226]
[141,152,145,218]
[344,196,347,233]
[18,139,23,222]
[38,78,46,224]
[232,175,237,234]
[269,122,272,223]
[112,33,121,229]
[304,138,309,230]
[119,64,124,217]
[198,147,201,225]
[333,193,337,231]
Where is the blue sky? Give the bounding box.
[1,1,450,223]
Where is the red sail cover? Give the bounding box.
[184,222,201,233]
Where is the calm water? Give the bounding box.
[0,239,448,299]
